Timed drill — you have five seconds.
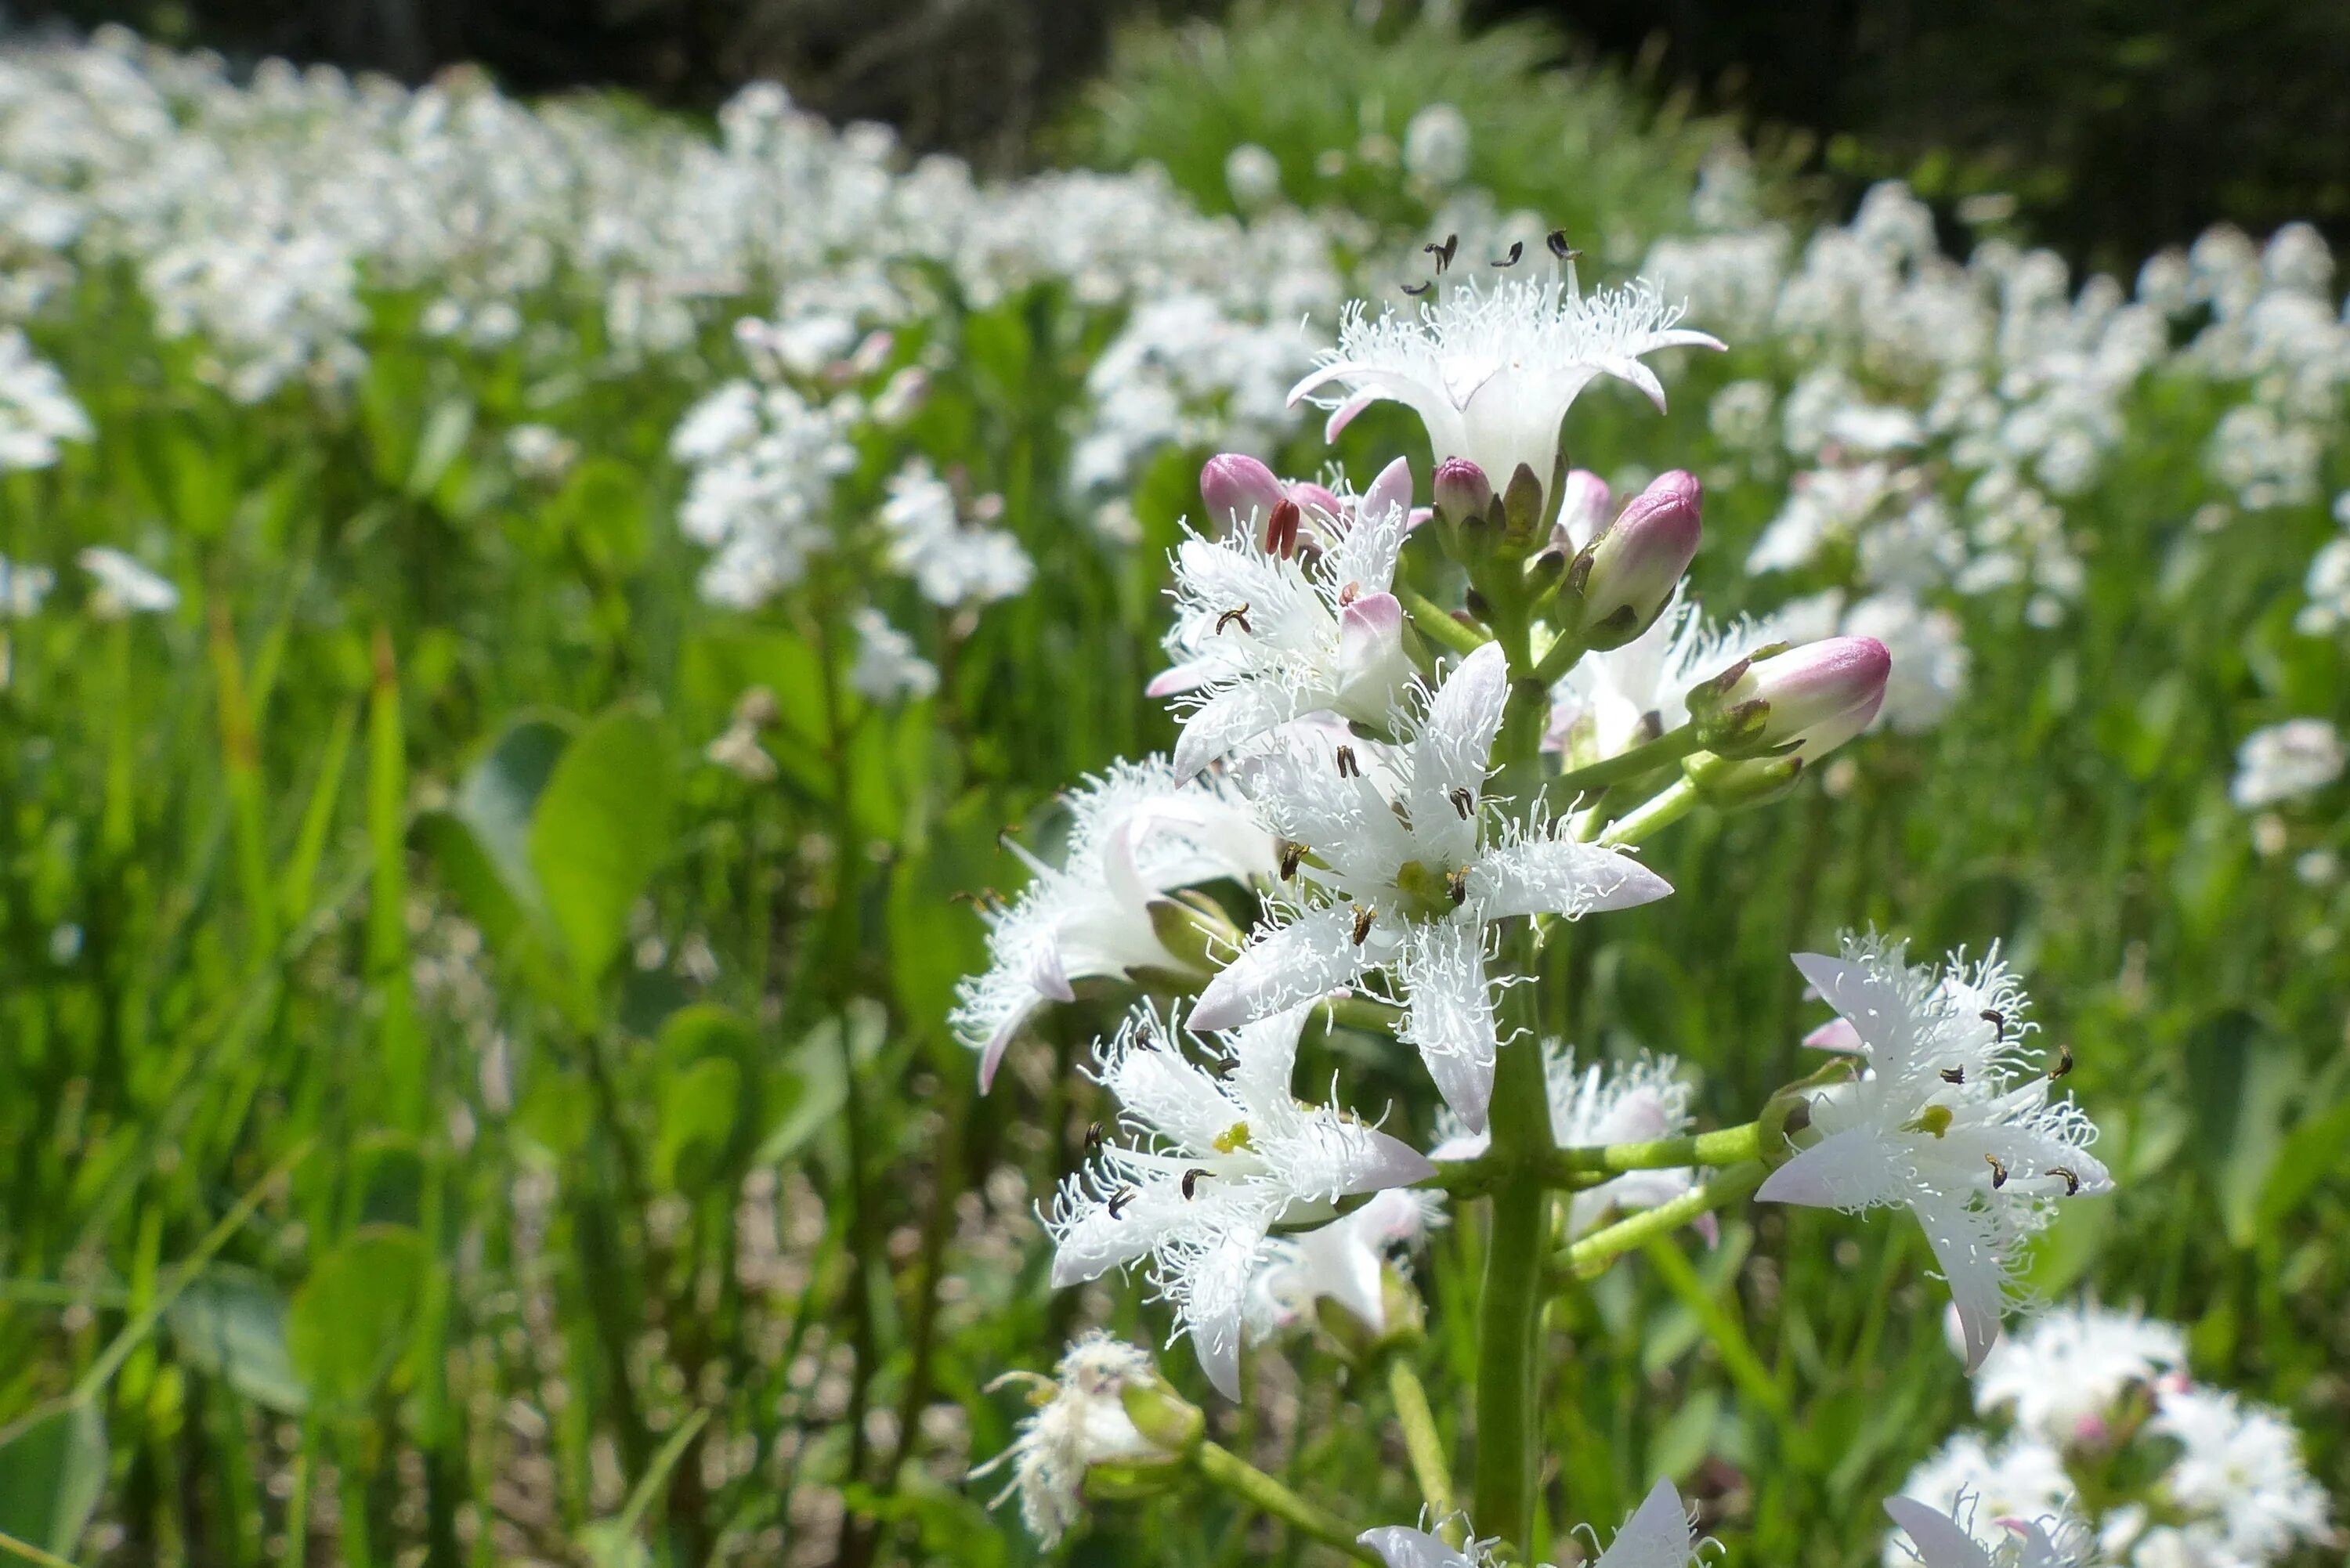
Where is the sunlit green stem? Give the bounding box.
[1544,726,1704,806]
[1386,1357,1457,1530]
[1430,1124,1759,1198]
[1596,778,1698,847]
[1192,1440,1381,1563]
[1550,1162,1765,1281]
[1470,1019,1550,1552]
[1400,585,1492,655]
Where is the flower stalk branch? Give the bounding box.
[1400,584,1492,654]
[1550,1160,1766,1281]
[1386,1357,1459,1530]
[1191,1440,1383,1563]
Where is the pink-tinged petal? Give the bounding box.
[1882,1498,1996,1568]
[1325,1127,1437,1197]
[1802,1016,1864,1053]
[1791,951,1925,1060]
[1607,356,1671,413]
[977,999,1039,1093]
[1753,1125,1908,1210]
[1188,905,1374,1032]
[1359,1526,1477,1568]
[1028,938,1075,1004]
[1470,839,1672,921]
[1593,1477,1694,1568]
[1325,388,1383,443]
[1285,362,1352,408]
[1911,1190,2009,1372]
[1360,453,1415,531]
[1146,659,1215,699]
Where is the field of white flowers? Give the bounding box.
[0,9,2343,1566]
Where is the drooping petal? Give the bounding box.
[1397,922,1498,1132]
[1188,904,1376,1032]
[1754,1125,1913,1211]
[977,998,1039,1093]
[1882,1498,1997,1568]
[1180,1229,1266,1400]
[1593,1476,1695,1568]
[1911,1189,2012,1372]
[1358,1527,1478,1568]
[1470,837,1672,919]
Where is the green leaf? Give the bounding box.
[655,1057,743,1190]
[514,1074,596,1158]
[757,1021,853,1165]
[1644,1386,1720,1483]
[407,396,474,500]
[528,707,674,983]
[167,1265,309,1414]
[2258,1090,2350,1230]
[2183,1009,2298,1247]
[0,1403,107,1555]
[454,714,573,918]
[287,1224,430,1408]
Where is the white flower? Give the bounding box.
[1361,1476,1697,1568]
[1401,103,1473,186]
[504,423,578,481]
[1224,143,1284,211]
[878,457,1033,608]
[1,555,57,619]
[1759,936,2112,1370]
[971,1334,1177,1545]
[1289,272,1722,490]
[2147,1384,2332,1563]
[2229,718,2343,808]
[78,547,179,618]
[1972,1301,2186,1446]
[1248,1187,1443,1339]
[1547,591,1781,763]
[1047,1003,1435,1397]
[1191,643,1672,1130]
[1885,1493,2099,1568]
[1844,590,1971,735]
[1432,1047,1712,1242]
[951,758,1275,1089]
[1159,455,1418,779]
[0,327,92,471]
[1885,1433,2077,1568]
[847,606,938,703]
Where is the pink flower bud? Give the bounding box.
[1552,468,1613,553]
[1734,635,1891,758]
[1577,471,1701,646]
[1199,453,1284,540]
[1432,457,1491,523]
[1290,482,1344,525]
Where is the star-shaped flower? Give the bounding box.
[1046,1003,1434,1398]
[1758,937,2112,1370]
[1247,1187,1443,1340]
[1159,454,1419,779]
[1361,1476,1697,1568]
[1883,1494,2099,1568]
[1190,642,1672,1130]
[1289,270,1722,491]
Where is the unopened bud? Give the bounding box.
[1118,1375,1205,1454]
[1552,468,1613,554]
[1314,1265,1426,1362]
[1433,457,1492,525]
[1147,891,1242,976]
[1577,471,1701,649]
[1690,636,1890,760]
[1291,482,1344,526]
[1200,453,1284,541]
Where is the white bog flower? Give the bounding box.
[951,759,1275,1089]
[878,457,1033,608]
[78,547,179,618]
[1886,1433,2077,1568]
[1884,1494,2100,1568]
[1046,1003,1434,1398]
[1190,642,1672,1131]
[0,327,92,471]
[847,606,938,703]
[2146,1384,2333,1564]
[1289,270,1722,490]
[1431,1047,1712,1242]
[1400,103,1473,186]
[1361,1476,1697,1568]
[1248,1186,1443,1340]
[971,1333,1173,1545]
[1158,455,1418,779]
[2229,718,2344,808]
[1972,1301,2186,1446]
[1759,937,2111,1370]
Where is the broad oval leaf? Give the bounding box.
[528,707,674,984]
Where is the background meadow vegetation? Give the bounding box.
[0,2,2345,1565]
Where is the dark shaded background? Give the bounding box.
[10,0,2348,272]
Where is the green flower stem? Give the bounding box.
[1640,1236,1791,1422]
[1469,1020,1552,1553]
[1427,1123,1760,1198]
[1549,1162,1766,1281]
[1529,628,1586,687]
[1543,726,1705,806]
[1386,1357,1457,1527]
[1400,585,1492,655]
[1324,994,1406,1035]
[1596,777,1698,847]
[1192,1440,1381,1563]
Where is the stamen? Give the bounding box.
[1423,233,1459,273]
[1401,280,1432,297]
[1350,905,1376,945]
[1491,240,1524,268]
[1338,581,1360,606]
[1448,786,1474,819]
[2050,1165,2081,1196]
[2050,1042,2074,1080]
[1940,1066,1965,1086]
[1278,840,1303,880]
[1180,1168,1213,1199]
[1981,1008,2007,1043]
[1107,1187,1137,1219]
[1082,1121,1103,1157]
[1545,229,1582,262]
[1215,603,1253,635]
[1447,867,1469,906]
[1335,744,1360,779]
[1984,1154,2008,1190]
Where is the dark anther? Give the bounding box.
[1083,1122,1103,1156]
[1402,280,1433,297]
[1350,905,1376,945]
[1447,867,1469,906]
[1336,744,1360,779]
[1108,1187,1137,1219]
[2050,1042,2074,1080]
[1492,240,1524,268]
[1279,840,1303,880]
[1980,1008,2007,1042]
[1448,786,1474,819]
[1338,581,1361,607]
[2050,1165,2081,1196]
[1423,233,1459,273]
[1984,1154,2008,1190]
[1181,1168,1213,1199]
[1216,603,1253,635]
[1940,1067,1965,1086]
[1546,229,1582,261]
[1265,497,1302,558]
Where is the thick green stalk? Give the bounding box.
[1193,1441,1380,1563]
[1386,1357,1457,1526]
[1470,1012,1550,1551]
